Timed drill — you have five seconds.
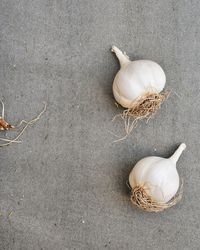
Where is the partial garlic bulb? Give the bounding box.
[129,143,186,212]
[111,46,168,119]
[0,99,14,130]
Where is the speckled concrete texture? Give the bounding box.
[0,1,199,249]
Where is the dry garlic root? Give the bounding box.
[0,100,46,147]
[111,46,169,137]
[129,143,186,212]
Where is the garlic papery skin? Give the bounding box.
[112,46,166,109]
[129,143,186,212]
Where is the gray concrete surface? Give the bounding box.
[0,0,200,249]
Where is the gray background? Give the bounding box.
[0,0,199,249]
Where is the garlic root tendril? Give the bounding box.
[0,102,47,147]
[111,91,170,142]
[130,180,183,212]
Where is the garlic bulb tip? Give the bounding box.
[180,143,186,150]
[111,45,130,67]
[170,143,186,164]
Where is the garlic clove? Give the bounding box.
[0,100,14,130]
[0,117,14,130]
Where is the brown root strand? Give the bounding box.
[113,91,170,142]
[130,181,183,212]
[0,102,46,147]
[122,91,170,119]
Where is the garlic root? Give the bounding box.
[0,102,46,147]
[130,181,183,212]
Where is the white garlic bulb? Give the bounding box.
[129,143,186,212]
[112,46,166,109]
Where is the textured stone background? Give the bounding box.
[0,1,199,249]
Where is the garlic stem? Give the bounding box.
[170,143,186,164]
[111,46,130,67]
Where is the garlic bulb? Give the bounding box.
[112,46,166,108]
[129,143,186,212]
[111,46,168,119]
